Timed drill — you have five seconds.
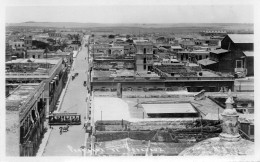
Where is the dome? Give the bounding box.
[179,90,254,156]
[179,137,254,156]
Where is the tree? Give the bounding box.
[126,39,133,43]
[32,40,50,49]
[108,35,115,39]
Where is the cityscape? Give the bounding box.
[4,2,256,160]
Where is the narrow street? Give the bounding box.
[42,35,90,156]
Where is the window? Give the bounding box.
[32,55,35,59]
[236,60,243,68]
[143,48,146,54]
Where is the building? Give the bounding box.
[109,46,124,57]
[177,50,210,62]
[27,49,45,59]
[5,57,67,115]
[135,42,154,71]
[6,83,46,156]
[155,36,175,44]
[10,41,26,58]
[48,32,62,38]
[6,42,13,61]
[179,90,254,156]
[44,51,74,66]
[200,30,227,37]
[170,46,183,53]
[86,89,227,155]
[24,36,33,49]
[198,34,254,76]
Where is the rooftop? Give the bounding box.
[94,138,193,156]
[6,83,42,112]
[135,41,153,46]
[210,49,229,54]
[93,92,224,123]
[142,103,198,114]
[228,34,254,44]
[6,57,62,65]
[197,59,217,66]
[27,49,45,53]
[243,51,254,57]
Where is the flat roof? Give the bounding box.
[93,93,224,122]
[94,138,194,156]
[142,103,197,114]
[6,57,62,65]
[6,84,40,111]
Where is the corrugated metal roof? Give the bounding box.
[210,49,229,54]
[142,103,197,114]
[228,34,254,44]
[197,59,217,66]
[243,51,254,57]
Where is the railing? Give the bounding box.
[92,76,234,82]
[6,73,48,76]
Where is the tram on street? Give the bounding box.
[48,113,81,125]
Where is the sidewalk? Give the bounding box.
[36,57,76,156]
[36,122,52,156]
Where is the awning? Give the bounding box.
[197,59,217,66]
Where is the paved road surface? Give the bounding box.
[43,35,89,156]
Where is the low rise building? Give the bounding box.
[6,57,67,115]
[198,34,254,77]
[27,49,45,59]
[6,83,46,156]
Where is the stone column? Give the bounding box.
[219,89,241,142]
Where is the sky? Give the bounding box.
[5,4,254,24]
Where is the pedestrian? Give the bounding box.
[60,127,63,135]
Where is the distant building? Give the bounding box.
[27,49,45,59]
[177,50,210,63]
[198,34,254,76]
[109,46,124,56]
[155,36,175,44]
[170,46,183,53]
[48,32,62,38]
[24,36,33,49]
[6,83,45,156]
[135,42,154,71]
[179,40,195,50]
[10,41,26,58]
[200,30,227,37]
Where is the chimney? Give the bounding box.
[117,83,122,98]
[219,89,241,142]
